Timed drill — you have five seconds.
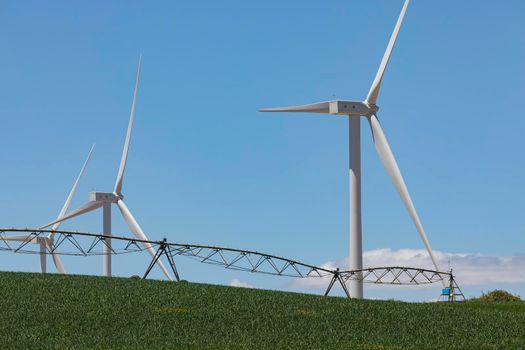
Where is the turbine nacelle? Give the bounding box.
[260,100,379,117]
[90,192,121,203]
[329,100,378,116]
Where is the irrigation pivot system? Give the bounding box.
[0,228,464,301]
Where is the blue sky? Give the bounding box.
[1,0,524,301]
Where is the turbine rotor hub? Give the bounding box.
[368,103,379,115]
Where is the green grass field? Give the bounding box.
[0,272,524,349]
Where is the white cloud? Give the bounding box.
[229,278,255,289]
[290,248,525,290]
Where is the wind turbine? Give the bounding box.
[4,144,94,273]
[260,0,440,299]
[43,57,172,280]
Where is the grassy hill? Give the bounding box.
[0,272,524,349]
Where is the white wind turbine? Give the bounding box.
[43,57,172,280]
[260,0,440,299]
[4,144,94,273]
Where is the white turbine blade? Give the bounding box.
[2,235,37,243]
[260,101,330,114]
[45,240,66,274]
[41,200,103,229]
[50,252,66,274]
[114,56,142,196]
[368,114,440,272]
[44,144,95,234]
[366,0,410,105]
[115,199,173,280]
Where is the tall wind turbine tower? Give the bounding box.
[44,56,172,280]
[260,0,440,298]
[4,144,94,273]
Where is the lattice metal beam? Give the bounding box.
[0,228,461,300]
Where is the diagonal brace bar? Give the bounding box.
[324,268,351,298]
[165,244,180,282]
[143,239,181,281]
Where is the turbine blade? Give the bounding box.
[260,101,330,114]
[45,240,66,274]
[41,200,103,229]
[2,235,37,243]
[366,0,410,105]
[367,114,440,272]
[114,56,142,196]
[50,252,66,274]
[116,199,173,281]
[46,144,95,233]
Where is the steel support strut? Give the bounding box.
[324,268,351,298]
[446,269,465,302]
[143,239,180,281]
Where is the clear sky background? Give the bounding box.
[1,0,524,301]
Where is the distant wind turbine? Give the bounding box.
[43,56,172,280]
[260,0,440,299]
[5,144,94,273]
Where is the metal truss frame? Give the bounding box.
[340,266,450,285]
[0,228,461,300]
